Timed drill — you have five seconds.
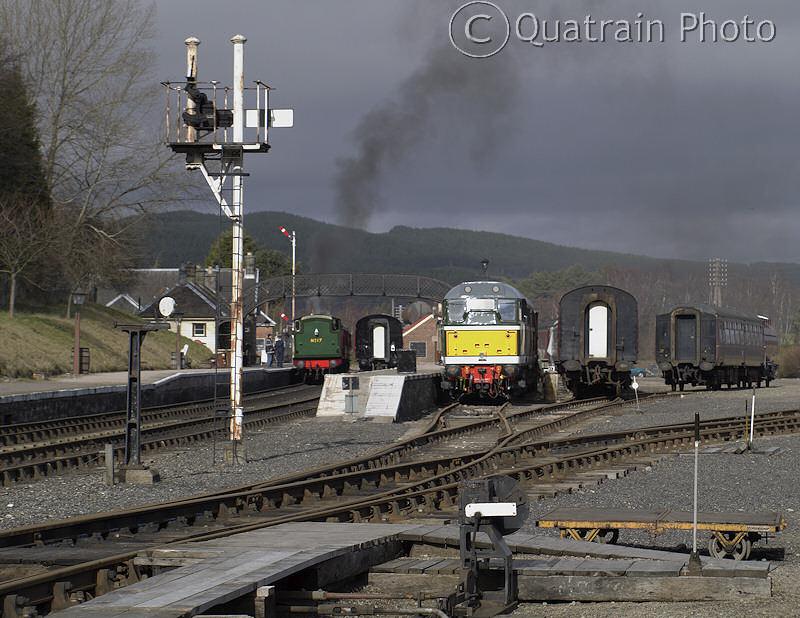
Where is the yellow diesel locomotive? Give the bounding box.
[439,281,539,399]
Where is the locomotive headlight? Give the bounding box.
[294,360,305,369]
[615,361,630,371]
[502,365,518,377]
[445,366,460,377]
[330,359,339,367]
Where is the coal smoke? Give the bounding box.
[334,44,521,228]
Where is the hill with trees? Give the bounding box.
[139,209,800,358]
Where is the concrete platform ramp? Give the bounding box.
[317,370,441,422]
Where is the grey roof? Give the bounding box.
[663,303,764,321]
[444,281,526,301]
[96,269,179,309]
[560,285,636,303]
[137,280,223,320]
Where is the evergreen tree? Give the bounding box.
[206,230,293,278]
[0,37,53,316]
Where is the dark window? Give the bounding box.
[409,341,427,357]
[446,300,466,324]
[498,300,517,322]
[193,322,206,337]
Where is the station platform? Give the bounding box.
[317,365,442,421]
[53,522,773,616]
[0,366,292,398]
[0,366,295,425]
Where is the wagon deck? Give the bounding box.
[536,507,786,560]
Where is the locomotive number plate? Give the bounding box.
[309,337,323,343]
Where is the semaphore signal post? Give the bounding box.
[163,35,293,462]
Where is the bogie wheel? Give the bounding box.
[708,533,752,560]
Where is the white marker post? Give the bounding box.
[688,411,702,573]
[749,386,756,450]
[631,377,640,413]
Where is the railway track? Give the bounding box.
[0,385,321,486]
[3,392,794,616]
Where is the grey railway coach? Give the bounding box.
[655,304,778,391]
[557,285,638,398]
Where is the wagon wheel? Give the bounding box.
[708,532,752,560]
[594,528,619,544]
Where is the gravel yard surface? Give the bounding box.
[570,377,800,437]
[515,378,800,617]
[0,417,409,529]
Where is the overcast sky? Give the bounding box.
[153,1,800,263]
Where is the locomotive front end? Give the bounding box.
[440,282,538,399]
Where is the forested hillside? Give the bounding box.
[139,210,800,356]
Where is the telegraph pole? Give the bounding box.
[708,257,727,307]
[164,35,293,462]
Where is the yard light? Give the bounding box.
[71,289,87,376]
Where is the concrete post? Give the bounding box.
[184,37,200,142]
[104,443,114,486]
[229,35,247,446]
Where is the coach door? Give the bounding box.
[675,315,697,362]
[373,324,386,360]
[587,303,610,359]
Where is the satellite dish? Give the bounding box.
[158,296,176,318]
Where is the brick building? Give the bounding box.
[402,314,439,365]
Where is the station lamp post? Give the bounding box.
[279,226,296,349]
[71,288,86,376]
[173,311,184,369]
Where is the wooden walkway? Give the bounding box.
[54,522,419,617]
[53,522,773,616]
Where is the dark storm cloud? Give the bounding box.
[152,0,800,263]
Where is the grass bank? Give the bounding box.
[0,304,213,378]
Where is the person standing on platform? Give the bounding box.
[274,336,285,368]
[264,337,274,367]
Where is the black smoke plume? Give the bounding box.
[334,45,520,228]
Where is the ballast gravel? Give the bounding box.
[0,418,409,529]
[516,378,800,618]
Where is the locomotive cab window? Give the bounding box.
[445,300,466,324]
[497,300,518,322]
[294,320,301,332]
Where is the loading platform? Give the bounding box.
[49,521,773,616]
[536,507,786,560]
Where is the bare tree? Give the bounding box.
[0,0,188,314]
[0,195,57,317]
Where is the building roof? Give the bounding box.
[137,280,227,320]
[403,313,435,336]
[96,268,180,310]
